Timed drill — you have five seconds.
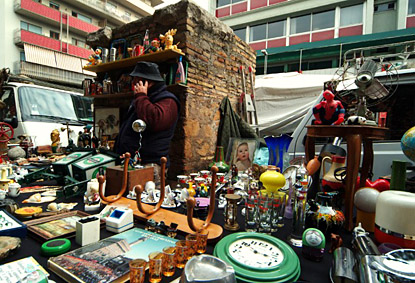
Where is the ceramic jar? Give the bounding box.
[259,165,286,195]
[208,146,230,173]
[306,192,345,236]
[321,155,346,192]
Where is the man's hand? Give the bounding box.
[134,80,149,96]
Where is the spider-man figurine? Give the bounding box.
[312,90,345,125]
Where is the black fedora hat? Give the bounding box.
[129,61,164,82]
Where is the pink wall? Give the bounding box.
[216,6,230,18]
[311,30,334,42]
[68,44,91,58]
[232,2,247,15]
[20,0,99,34]
[289,34,310,45]
[406,16,415,28]
[267,38,286,48]
[250,0,267,10]
[21,30,61,50]
[21,0,61,22]
[339,25,363,37]
[249,41,266,50]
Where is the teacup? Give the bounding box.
[8,183,21,198]
[0,189,6,200]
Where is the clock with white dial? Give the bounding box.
[214,232,301,283]
[228,238,284,268]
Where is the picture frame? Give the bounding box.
[94,107,120,139]
[226,138,259,172]
[24,211,104,242]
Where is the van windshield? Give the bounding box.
[18,86,92,124]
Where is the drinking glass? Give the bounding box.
[271,191,287,232]
[129,258,147,283]
[162,246,176,277]
[148,251,163,283]
[245,193,258,232]
[196,229,209,254]
[258,191,272,234]
[185,233,198,260]
[174,240,188,269]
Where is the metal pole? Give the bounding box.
[261,49,268,75]
[339,43,343,67]
[299,49,303,72]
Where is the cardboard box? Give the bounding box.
[52,151,93,177]
[105,166,154,196]
[72,154,116,181]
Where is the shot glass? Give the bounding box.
[196,229,209,254]
[148,251,163,283]
[129,258,147,283]
[174,240,188,269]
[162,246,176,277]
[185,233,198,260]
[245,193,258,232]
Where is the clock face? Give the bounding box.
[228,238,284,268]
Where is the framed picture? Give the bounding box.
[227,138,259,172]
[24,211,103,241]
[94,107,120,139]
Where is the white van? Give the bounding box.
[287,68,415,180]
[0,82,93,147]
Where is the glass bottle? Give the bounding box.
[288,176,309,247]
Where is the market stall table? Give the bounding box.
[2,186,353,283]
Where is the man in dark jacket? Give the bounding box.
[115,61,180,183]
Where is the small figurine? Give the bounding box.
[329,233,343,253]
[84,179,101,211]
[50,129,60,153]
[86,48,102,66]
[302,228,325,262]
[159,29,181,52]
[147,38,161,53]
[312,90,345,125]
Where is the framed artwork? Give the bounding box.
[24,211,103,241]
[94,107,120,139]
[227,138,259,172]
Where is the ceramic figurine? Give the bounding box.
[312,90,345,125]
[84,179,101,211]
[302,228,325,262]
[145,181,156,202]
[149,38,161,53]
[159,29,181,52]
[50,129,60,153]
[86,48,102,66]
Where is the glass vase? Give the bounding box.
[209,146,230,173]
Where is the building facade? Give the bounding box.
[0,0,164,87]
[213,0,415,74]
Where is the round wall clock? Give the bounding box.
[213,232,301,283]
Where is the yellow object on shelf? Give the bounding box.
[259,165,286,195]
[14,207,43,218]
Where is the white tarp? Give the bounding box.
[254,72,333,136]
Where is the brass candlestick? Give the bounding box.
[224,194,241,231]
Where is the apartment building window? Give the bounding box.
[50,31,60,40]
[123,11,131,21]
[250,23,267,42]
[106,1,117,12]
[49,1,59,10]
[268,20,286,38]
[234,27,246,41]
[20,51,26,62]
[72,38,87,48]
[217,0,244,8]
[312,10,334,31]
[20,21,42,35]
[290,14,311,34]
[409,0,415,14]
[374,2,395,12]
[340,4,363,26]
[72,11,92,23]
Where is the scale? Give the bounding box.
[213,232,301,283]
[0,210,27,238]
[106,207,134,233]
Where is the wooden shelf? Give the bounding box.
[86,84,187,99]
[83,49,185,73]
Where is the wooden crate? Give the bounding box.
[105,166,154,196]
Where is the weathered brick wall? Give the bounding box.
[89,0,256,178]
